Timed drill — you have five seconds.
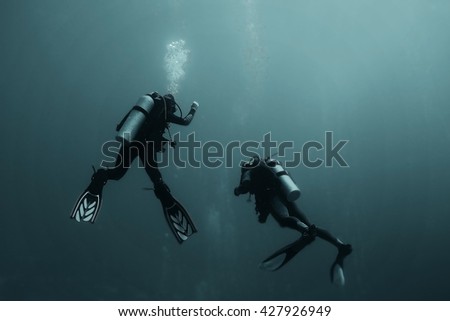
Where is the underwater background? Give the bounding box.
[1,0,450,300]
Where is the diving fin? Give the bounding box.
[71,190,102,223]
[163,197,197,243]
[331,263,345,286]
[259,235,314,271]
[330,244,352,286]
[70,168,107,223]
[154,182,197,243]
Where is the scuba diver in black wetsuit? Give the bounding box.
[234,156,353,285]
[71,92,199,243]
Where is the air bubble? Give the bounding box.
[164,40,190,95]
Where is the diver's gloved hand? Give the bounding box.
[234,186,243,196]
[234,180,251,196]
[191,101,199,111]
[258,212,268,223]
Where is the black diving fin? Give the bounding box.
[70,167,106,223]
[163,197,197,243]
[153,182,197,243]
[259,235,315,271]
[330,244,353,286]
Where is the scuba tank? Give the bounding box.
[265,159,301,202]
[116,94,156,145]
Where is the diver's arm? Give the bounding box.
[168,101,199,126]
[234,184,249,196]
[234,170,252,196]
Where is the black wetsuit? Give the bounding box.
[95,93,196,189]
[71,93,198,243]
[235,158,348,248]
[235,158,352,280]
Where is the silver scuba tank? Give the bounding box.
[116,95,156,145]
[266,159,301,202]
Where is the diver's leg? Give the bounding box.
[284,199,352,284]
[72,143,139,222]
[259,196,316,271]
[141,144,197,243]
[285,201,349,249]
[270,196,309,234]
[285,201,312,226]
[140,146,173,205]
[87,143,137,193]
[103,142,141,181]
[294,213,353,283]
[316,227,346,248]
[141,149,163,185]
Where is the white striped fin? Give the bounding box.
[71,192,100,224]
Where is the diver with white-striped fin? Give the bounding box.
[70,92,199,243]
[234,156,352,285]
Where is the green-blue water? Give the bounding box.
[1,0,450,300]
